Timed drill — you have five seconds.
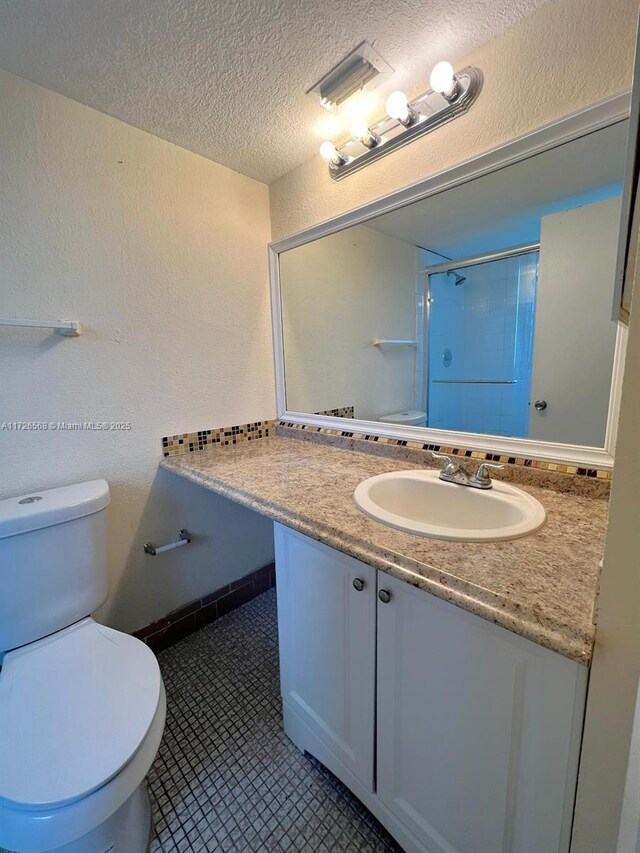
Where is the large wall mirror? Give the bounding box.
[271,102,630,467]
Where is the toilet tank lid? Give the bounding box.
[0,480,110,540]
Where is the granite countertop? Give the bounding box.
[161,434,608,665]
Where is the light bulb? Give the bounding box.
[319,141,337,161]
[350,117,381,149]
[319,140,346,167]
[386,91,410,122]
[429,61,457,99]
[350,116,370,140]
[385,90,417,127]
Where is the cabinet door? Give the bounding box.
[376,572,587,853]
[275,523,377,790]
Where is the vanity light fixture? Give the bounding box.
[320,62,482,180]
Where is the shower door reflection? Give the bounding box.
[425,251,538,437]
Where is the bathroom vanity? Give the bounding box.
[162,430,608,853]
[276,523,585,853]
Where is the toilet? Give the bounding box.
[378,409,427,427]
[0,481,166,853]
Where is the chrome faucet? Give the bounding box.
[431,452,503,490]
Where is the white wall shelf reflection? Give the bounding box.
[372,339,418,347]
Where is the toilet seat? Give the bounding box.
[0,620,164,852]
[0,684,165,853]
[0,618,162,810]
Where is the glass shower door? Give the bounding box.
[426,252,538,438]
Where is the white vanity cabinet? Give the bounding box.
[275,523,377,791]
[376,573,587,853]
[275,523,588,853]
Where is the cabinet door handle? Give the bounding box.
[352,577,365,592]
[378,589,391,604]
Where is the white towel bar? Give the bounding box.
[0,318,81,336]
[144,530,191,556]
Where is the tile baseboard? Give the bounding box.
[134,562,275,652]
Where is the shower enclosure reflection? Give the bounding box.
[278,120,627,448]
[425,250,538,438]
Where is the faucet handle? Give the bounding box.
[478,461,504,472]
[431,450,453,468]
[473,461,504,487]
[431,451,461,474]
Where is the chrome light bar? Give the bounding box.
[322,66,483,181]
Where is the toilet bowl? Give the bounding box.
[0,481,166,853]
[378,409,427,427]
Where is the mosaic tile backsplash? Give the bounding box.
[161,415,611,482]
[277,420,613,481]
[314,406,355,418]
[162,420,274,458]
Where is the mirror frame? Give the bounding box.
[269,93,631,469]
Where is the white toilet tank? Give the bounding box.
[0,480,110,653]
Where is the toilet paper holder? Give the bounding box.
[144,529,191,556]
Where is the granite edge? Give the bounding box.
[161,455,592,665]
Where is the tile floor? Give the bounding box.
[149,588,401,852]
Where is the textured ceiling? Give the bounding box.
[0,0,551,184]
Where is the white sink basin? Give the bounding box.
[353,469,546,542]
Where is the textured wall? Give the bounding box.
[572,228,640,849]
[0,69,276,632]
[280,225,417,420]
[269,0,638,241]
